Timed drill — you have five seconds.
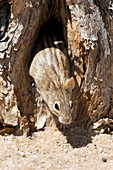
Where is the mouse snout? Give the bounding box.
[58,115,72,124]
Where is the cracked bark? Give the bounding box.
[0,0,113,135]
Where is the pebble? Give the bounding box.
[102,157,107,162]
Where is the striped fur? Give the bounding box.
[29,34,75,124]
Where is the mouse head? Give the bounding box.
[47,77,75,124]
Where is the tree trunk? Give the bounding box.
[0,0,113,135]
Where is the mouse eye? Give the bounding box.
[70,100,73,109]
[54,102,60,111]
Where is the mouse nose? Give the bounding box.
[58,116,72,124]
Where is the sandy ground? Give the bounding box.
[0,126,113,170]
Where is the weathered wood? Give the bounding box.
[67,0,113,126]
[0,0,68,135]
[0,0,113,135]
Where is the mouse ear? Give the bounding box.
[63,77,75,90]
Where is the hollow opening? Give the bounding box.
[28,16,69,130]
[31,16,68,58]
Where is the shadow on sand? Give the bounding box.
[59,125,96,148]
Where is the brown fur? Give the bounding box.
[29,35,75,124]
